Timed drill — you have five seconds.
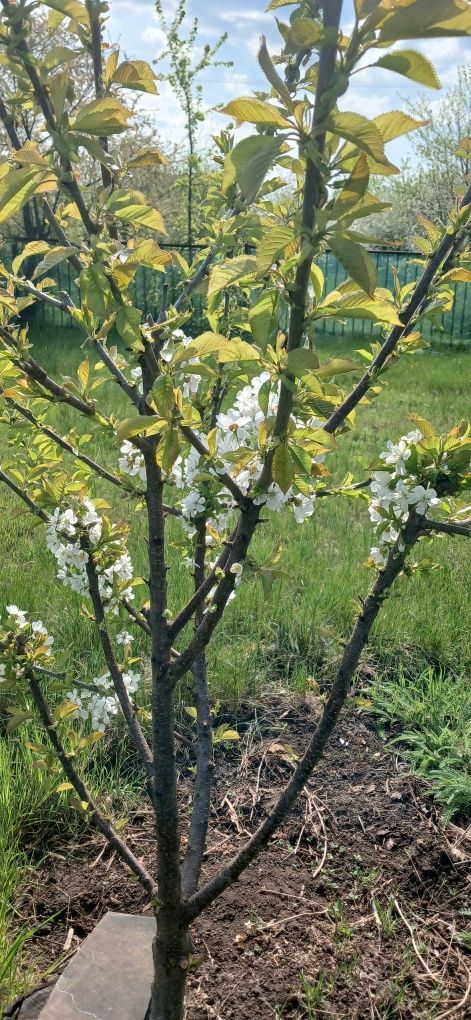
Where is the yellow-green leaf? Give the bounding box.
[374,111,427,144]
[207,256,256,300]
[74,97,133,136]
[43,0,88,25]
[80,263,113,317]
[286,348,320,377]
[0,167,48,227]
[256,226,296,275]
[331,153,370,219]
[116,306,142,347]
[33,245,79,280]
[328,236,377,297]
[12,241,50,274]
[374,50,441,90]
[117,415,167,441]
[327,111,389,166]
[248,290,277,350]
[107,191,167,235]
[377,0,471,41]
[220,97,291,129]
[222,135,282,202]
[272,442,294,493]
[113,59,158,95]
[315,357,360,380]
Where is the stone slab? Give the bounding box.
[38,913,155,1020]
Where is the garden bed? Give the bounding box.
[11,697,471,1019]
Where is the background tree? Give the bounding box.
[363,65,471,245]
[153,0,231,258]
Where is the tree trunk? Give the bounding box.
[149,910,190,1020]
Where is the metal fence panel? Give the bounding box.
[1,240,469,346]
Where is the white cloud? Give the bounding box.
[223,71,249,95]
[142,25,167,47]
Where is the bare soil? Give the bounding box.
[10,697,471,1019]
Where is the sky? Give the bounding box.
[105,0,470,165]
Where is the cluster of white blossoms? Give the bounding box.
[170,374,323,530]
[368,430,441,568]
[67,662,141,732]
[46,498,134,612]
[118,440,146,482]
[0,606,54,683]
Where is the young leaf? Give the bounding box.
[286,348,320,377]
[272,442,294,493]
[222,135,282,203]
[43,0,88,25]
[79,263,113,317]
[0,167,49,226]
[377,0,471,42]
[112,60,158,95]
[374,50,441,90]
[374,111,427,144]
[116,306,143,347]
[32,245,80,280]
[207,256,256,300]
[107,191,167,235]
[73,98,133,136]
[331,153,370,219]
[12,241,50,274]
[256,226,295,275]
[220,97,291,129]
[248,291,278,350]
[328,236,377,297]
[117,416,167,441]
[327,111,390,166]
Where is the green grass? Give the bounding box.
[369,666,471,820]
[1,328,470,700]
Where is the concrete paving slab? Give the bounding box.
[38,912,155,1020]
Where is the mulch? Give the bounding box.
[6,696,471,1019]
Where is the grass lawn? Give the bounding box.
[0,326,470,1005]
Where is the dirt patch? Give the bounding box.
[12,699,471,1019]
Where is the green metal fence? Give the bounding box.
[2,239,470,346]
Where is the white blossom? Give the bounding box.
[119,440,146,482]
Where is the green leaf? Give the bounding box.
[315,357,360,380]
[79,263,113,317]
[43,45,78,69]
[160,429,181,474]
[12,241,50,274]
[222,135,282,203]
[112,60,158,95]
[0,167,48,226]
[374,111,427,143]
[33,245,79,280]
[327,111,390,166]
[441,267,471,283]
[322,292,402,326]
[125,147,168,169]
[286,348,320,377]
[116,306,142,347]
[310,264,324,302]
[117,415,167,441]
[377,0,471,41]
[328,236,377,297]
[207,256,256,300]
[256,226,295,275]
[220,97,291,129]
[409,414,436,439]
[374,50,441,90]
[257,35,293,108]
[73,97,133,136]
[248,290,277,350]
[177,333,260,365]
[278,17,338,54]
[43,0,88,25]
[331,153,370,219]
[107,190,167,235]
[272,442,294,493]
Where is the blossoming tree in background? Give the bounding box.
[0,0,470,1017]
